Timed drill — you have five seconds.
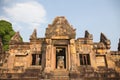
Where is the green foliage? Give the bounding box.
[0,20,16,51]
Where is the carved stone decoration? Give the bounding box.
[57,56,64,69]
[46,45,51,61]
[46,39,52,61]
[55,25,65,36]
[115,60,120,67]
[70,39,76,54]
[85,30,93,39]
[118,38,120,51]
[100,33,111,49]
[70,39,77,71]
[30,29,37,40]
[44,39,52,72]
[71,53,76,71]
[10,32,22,43]
[46,39,52,45]
[45,16,76,39]
[97,42,106,49]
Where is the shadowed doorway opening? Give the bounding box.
[56,47,66,69]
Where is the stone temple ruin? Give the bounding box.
[0,16,120,80]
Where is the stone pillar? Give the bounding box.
[51,45,55,70]
[68,44,71,70]
[70,39,77,71]
[44,39,52,73]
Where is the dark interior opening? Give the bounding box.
[56,47,66,69]
[39,54,42,65]
[32,54,42,65]
[32,54,36,65]
[79,54,91,65]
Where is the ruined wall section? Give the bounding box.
[8,42,30,73]
[30,38,45,68]
[6,32,31,73]
[107,51,120,72]
[29,29,46,70]
[76,31,94,68]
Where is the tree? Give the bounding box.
[0,20,16,50]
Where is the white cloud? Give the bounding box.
[0,1,47,41]
[0,16,10,21]
[3,1,46,29]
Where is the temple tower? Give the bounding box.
[44,16,76,73]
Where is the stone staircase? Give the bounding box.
[51,69,69,80]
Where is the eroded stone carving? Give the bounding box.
[100,33,111,49]
[85,30,93,39]
[10,32,22,43]
[30,29,37,39]
[45,16,76,39]
[70,39,76,54]
[97,42,106,49]
[57,56,64,69]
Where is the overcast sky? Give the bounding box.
[0,0,120,50]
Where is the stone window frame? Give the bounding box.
[79,54,91,65]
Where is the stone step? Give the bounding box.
[51,70,69,80]
[52,70,69,76]
[51,76,69,80]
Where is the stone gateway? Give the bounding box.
[0,16,120,80]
